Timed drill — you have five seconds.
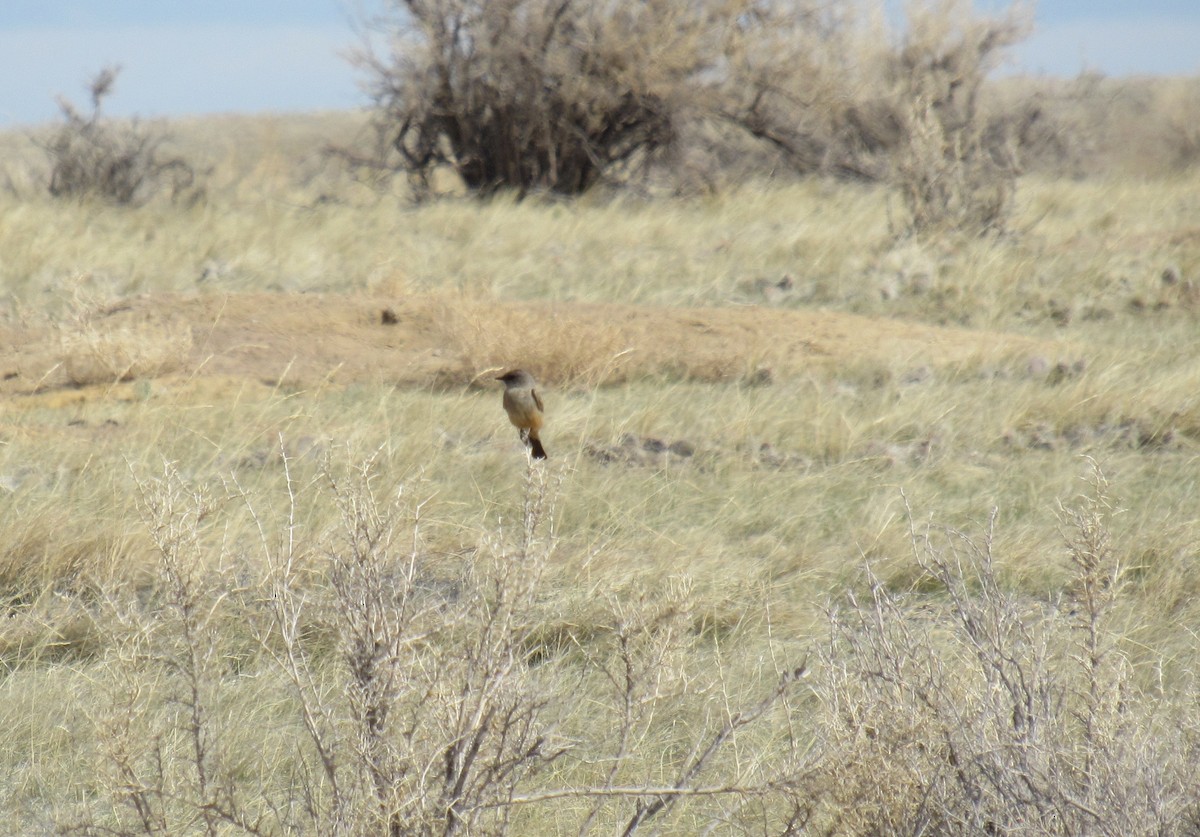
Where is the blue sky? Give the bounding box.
[1,1,1198,127]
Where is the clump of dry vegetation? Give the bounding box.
[58,454,815,835]
[36,66,198,206]
[358,0,1035,232]
[992,73,1200,178]
[59,317,193,388]
[433,297,635,388]
[887,0,1030,234]
[715,0,1033,234]
[360,0,719,198]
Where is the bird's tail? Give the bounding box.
[529,436,548,460]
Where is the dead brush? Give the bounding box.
[886,0,1030,236]
[64,461,267,836]
[36,67,198,207]
[239,448,569,835]
[813,467,1200,834]
[68,447,819,835]
[892,95,1019,237]
[357,0,732,197]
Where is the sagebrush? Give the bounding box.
[37,67,197,206]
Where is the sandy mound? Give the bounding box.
[0,291,1052,405]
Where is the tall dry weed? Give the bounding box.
[256,451,568,835]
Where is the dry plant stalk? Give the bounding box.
[888,0,1030,235]
[252,448,568,835]
[68,461,266,836]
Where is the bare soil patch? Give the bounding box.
[0,291,1053,406]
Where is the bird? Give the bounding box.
[496,368,547,459]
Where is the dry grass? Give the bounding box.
[1,109,1200,833]
[433,295,635,388]
[59,317,193,388]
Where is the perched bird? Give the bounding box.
[496,368,547,459]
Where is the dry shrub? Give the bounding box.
[942,73,1200,181]
[359,0,757,198]
[74,451,1200,833]
[65,452,814,835]
[893,96,1017,236]
[360,0,1036,220]
[36,67,197,206]
[59,316,193,387]
[886,0,1031,235]
[1042,75,1200,177]
[983,74,1180,179]
[715,2,894,180]
[72,456,573,835]
[1154,77,1200,171]
[985,73,1102,178]
[813,465,1200,834]
[711,0,1031,233]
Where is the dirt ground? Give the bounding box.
[0,291,1054,410]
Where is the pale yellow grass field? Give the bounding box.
[1,115,1200,832]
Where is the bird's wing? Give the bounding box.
[533,388,545,413]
